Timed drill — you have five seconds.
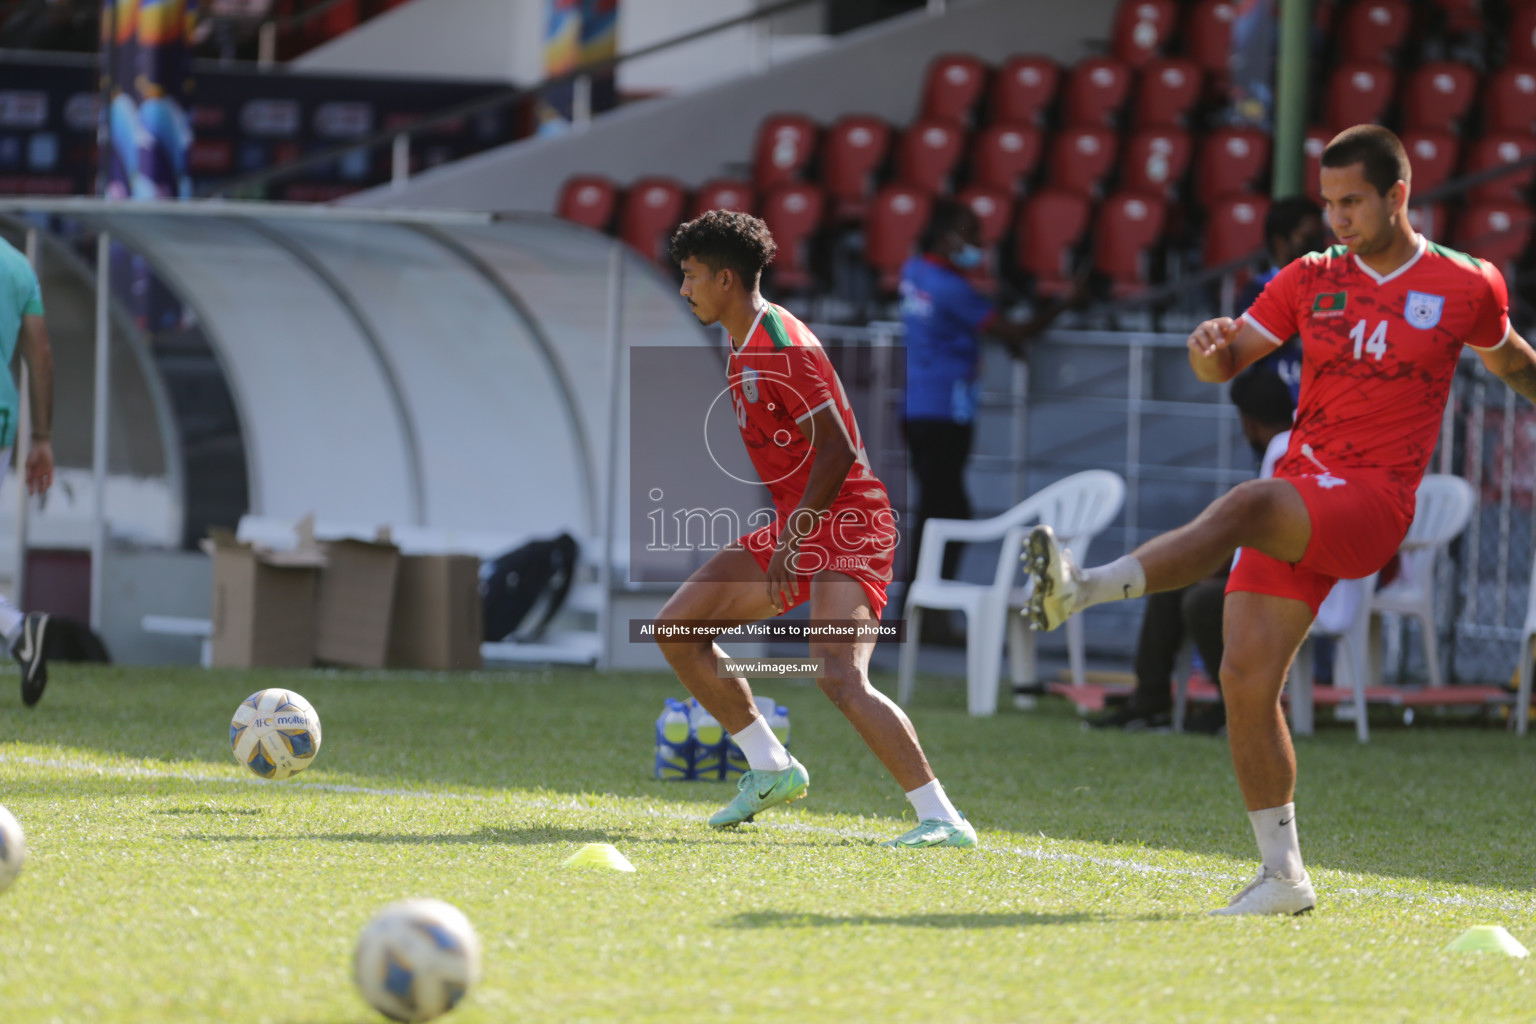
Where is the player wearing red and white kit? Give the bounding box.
[727,302,896,618]
[656,210,976,849]
[1025,126,1536,915]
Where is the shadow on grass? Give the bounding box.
[719,910,1098,929]
[9,666,1536,894]
[178,824,840,849]
[153,805,264,816]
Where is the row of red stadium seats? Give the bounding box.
[1101,0,1536,71]
[560,165,1532,302]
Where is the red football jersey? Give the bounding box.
[1241,237,1509,491]
[726,304,890,517]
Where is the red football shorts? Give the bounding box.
[1226,468,1414,614]
[739,501,895,620]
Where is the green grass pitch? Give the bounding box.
[1,665,1533,1022]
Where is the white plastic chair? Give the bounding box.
[1369,474,1476,689]
[1169,572,1377,741]
[1287,572,1378,743]
[896,470,1125,716]
[1515,550,1535,737]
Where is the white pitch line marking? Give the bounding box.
[5,753,1532,914]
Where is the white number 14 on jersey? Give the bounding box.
[1350,319,1389,361]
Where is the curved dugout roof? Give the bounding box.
[7,200,711,544]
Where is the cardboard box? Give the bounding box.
[206,530,323,669]
[388,555,483,671]
[315,536,401,669]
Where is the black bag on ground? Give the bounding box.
[43,616,111,663]
[481,533,579,642]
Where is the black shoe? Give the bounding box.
[14,612,48,707]
[1087,704,1172,731]
[1184,703,1227,736]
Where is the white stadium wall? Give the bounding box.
[344,0,1120,215]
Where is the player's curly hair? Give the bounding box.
[670,210,778,290]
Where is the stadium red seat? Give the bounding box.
[1400,62,1479,134]
[1511,5,1536,67]
[689,179,756,220]
[967,123,1044,193]
[1337,0,1411,63]
[1047,126,1119,197]
[1111,0,1180,68]
[1303,126,1332,202]
[865,186,934,293]
[1196,127,1270,198]
[1484,65,1536,134]
[990,55,1061,125]
[1204,194,1269,266]
[1454,203,1533,273]
[1063,56,1132,126]
[1121,128,1193,198]
[1093,191,1168,294]
[556,175,619,232]
[1325,62,1397,130]
[1132,57,1203,128]
[920,53,991,125]
[1016,187,1093,296]
[752,113,819,191]
[618,177,687,263]
[1399,130,1460,197]
[895,119,966,195]
[759,182,825,291]
[1463,133,1536,203]
[1407,202,1447,241]
[820,114,892,221]
[1186,0,1237,81]
[957,184,1015,248]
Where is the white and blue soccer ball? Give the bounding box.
[0,804,25,893]
[229,689,322,780]
[354,898,482,1022]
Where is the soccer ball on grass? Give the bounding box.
[354,898,482,1022]
[229,688,322,780]
[0,803,25,893]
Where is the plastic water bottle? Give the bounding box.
[767,703,791,747]
[654,698,694,781]
[688,698,728,781]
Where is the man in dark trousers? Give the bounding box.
[899,199,1073,641]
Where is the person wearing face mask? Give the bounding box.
[1089,366,1296,734]
[1240,196,1326,405]
[898,200,1074,643]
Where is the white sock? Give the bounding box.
[0,595,24,645]
[905,778,962,824]
[731,715,792,772]
[1076,555,1146,610]
[1248,803,1305,879]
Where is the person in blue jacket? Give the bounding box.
[899,199,1076,639]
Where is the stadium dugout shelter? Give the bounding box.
[0,198,710,668]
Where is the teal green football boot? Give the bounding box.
[881,817,978,849]
[707,758,810,827]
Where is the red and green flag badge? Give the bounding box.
[1312,291,1347,312]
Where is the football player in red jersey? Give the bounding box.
[1027,125,1536,915]
[653,210,976,849]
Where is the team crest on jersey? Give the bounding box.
[1404,291,1444,330]
[740,368,760,403]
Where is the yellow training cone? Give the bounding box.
[1446,926,1529,957]
[562,843,636,872]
